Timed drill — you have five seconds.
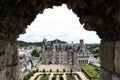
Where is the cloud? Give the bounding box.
[18,4,101,43]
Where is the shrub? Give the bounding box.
[36,69,39,72]
[59,75,63,80]
[63,69,66,72]
[70,69,73,73]
[43,73,46,77]
[42,69,46,73]
[56,69,59,73]
[50,69,52,73]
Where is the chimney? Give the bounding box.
[80,39,84,44]
[43,38,47,45]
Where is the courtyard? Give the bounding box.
[24,65,89,80]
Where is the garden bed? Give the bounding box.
[66,73,75,80]
[40,75,49,80]
[81,64,99,80]
[23,69,39,80]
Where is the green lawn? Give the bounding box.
[81,64,99,80]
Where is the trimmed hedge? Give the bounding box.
[23,69,39,80]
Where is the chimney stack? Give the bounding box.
[80,39,84,44]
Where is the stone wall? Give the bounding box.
[0,0,120,80]
[0,40,21,80]
[100,40,120,80]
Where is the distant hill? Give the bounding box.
[17,39,67,47]
[17,40,100,54]
[17,41,41,47]
[86,43,100,49]
[86,43,100,54]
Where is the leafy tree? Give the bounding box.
[31,49,40,57]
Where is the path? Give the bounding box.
[36,76,41,80]
[74,75,78,80]
[77,72,89,80]
[49,73,53,80]
[56,75,59,80]
[63,73,66,80]
[29,73,40,80]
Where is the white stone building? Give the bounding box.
[41,39,90,71]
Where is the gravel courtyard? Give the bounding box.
[38,64,74,71]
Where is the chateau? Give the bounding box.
[40,39,91,70]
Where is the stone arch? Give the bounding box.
[0,0,120,80]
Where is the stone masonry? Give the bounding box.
[0,40,21,80]
[100,41,120,80]
[0,0,120,80]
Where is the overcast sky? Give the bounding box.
[18,4,101,44]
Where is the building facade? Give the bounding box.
[41,39,90,71]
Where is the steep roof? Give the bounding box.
[77,43,90,53]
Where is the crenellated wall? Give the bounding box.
[0,0,120,80]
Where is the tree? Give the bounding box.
[31,49,40,57]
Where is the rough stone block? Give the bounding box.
[6,42,19,66]
[115,42,120,74]
[112,74,120,80]
[100,68,112,80]
[100,40,115,71]
[0,40,9,67]
[0,40,19,67]
[6,65,20,80]
[0,69,6,80]
[0,52,6,67]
